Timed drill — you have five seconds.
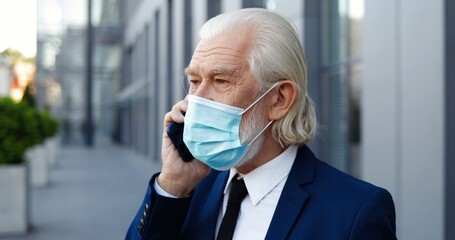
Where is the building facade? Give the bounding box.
[118,0,454,239]
[362,1,454,239]
[0,55,11,97]
[36,0,122,145]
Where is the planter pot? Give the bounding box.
[45,138,55,167]
[46,135,60,167]
[0,164,29,235]
[26,145,48,187]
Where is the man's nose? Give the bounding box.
[193,80,215,101]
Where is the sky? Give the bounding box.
[0,0,37,58]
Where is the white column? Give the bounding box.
[173,0,185,103]
[192,0,207,49]
[222,0,241,13]
[399,0,444,239]
[269,0,303,36]
[362,0,399,204]
[159,0,169,124]
[362,0,445,239]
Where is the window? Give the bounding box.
[306,0,364,177]
[243,0,265,8]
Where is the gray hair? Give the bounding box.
[200,8,317,146]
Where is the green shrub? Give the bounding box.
[39,111,59,139]
[0,97,41,164]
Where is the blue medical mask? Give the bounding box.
[183,83,279,170]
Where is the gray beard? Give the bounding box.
[236,105,267,167]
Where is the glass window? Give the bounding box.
[207,0,221,19]
[318,0,364,177]
[243,0,265,8]
[183,0,193,95]
[167,0,174,109]
[153,10,161,161]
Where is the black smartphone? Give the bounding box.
[166,121,194,162]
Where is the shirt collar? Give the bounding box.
[224,145,298,206]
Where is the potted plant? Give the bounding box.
[0,97,39,235]
[41,110,59,167]
[25,110,51,187]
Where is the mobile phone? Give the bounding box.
[166,121,194,162]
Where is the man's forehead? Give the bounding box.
[184,31,252,77]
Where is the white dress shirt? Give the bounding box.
[216,145,297,240]
[154,145,298,239]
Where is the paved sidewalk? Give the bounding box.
[1,146,161,240]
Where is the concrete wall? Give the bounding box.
[362,0,445,239]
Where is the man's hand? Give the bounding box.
[157,98,211,197]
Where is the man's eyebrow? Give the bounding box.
[184,67,237,77]
[184,67,196,76]
[209,68,237,76]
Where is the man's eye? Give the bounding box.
[190,80,200,85]
[215,78,228,84]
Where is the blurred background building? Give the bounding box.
[36,0,121,146]
[0,55,12,97]
[34,0,454,239]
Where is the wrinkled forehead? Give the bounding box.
[186,28,254,75]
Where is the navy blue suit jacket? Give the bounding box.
[126,145,396,239]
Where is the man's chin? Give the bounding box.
[235,135,264,170]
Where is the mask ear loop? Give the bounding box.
[248,120,274,145]
[242,82,281,145]
[241,82,281,114]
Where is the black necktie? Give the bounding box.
[217,174,248,240]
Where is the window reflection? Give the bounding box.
[320,0,364,177]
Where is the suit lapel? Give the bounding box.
[265,145,316,239]
[198,170,229,239]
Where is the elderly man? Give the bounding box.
[126,8,396,240]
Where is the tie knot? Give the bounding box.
[228,175,248,205]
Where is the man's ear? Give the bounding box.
[268,80,297,121]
